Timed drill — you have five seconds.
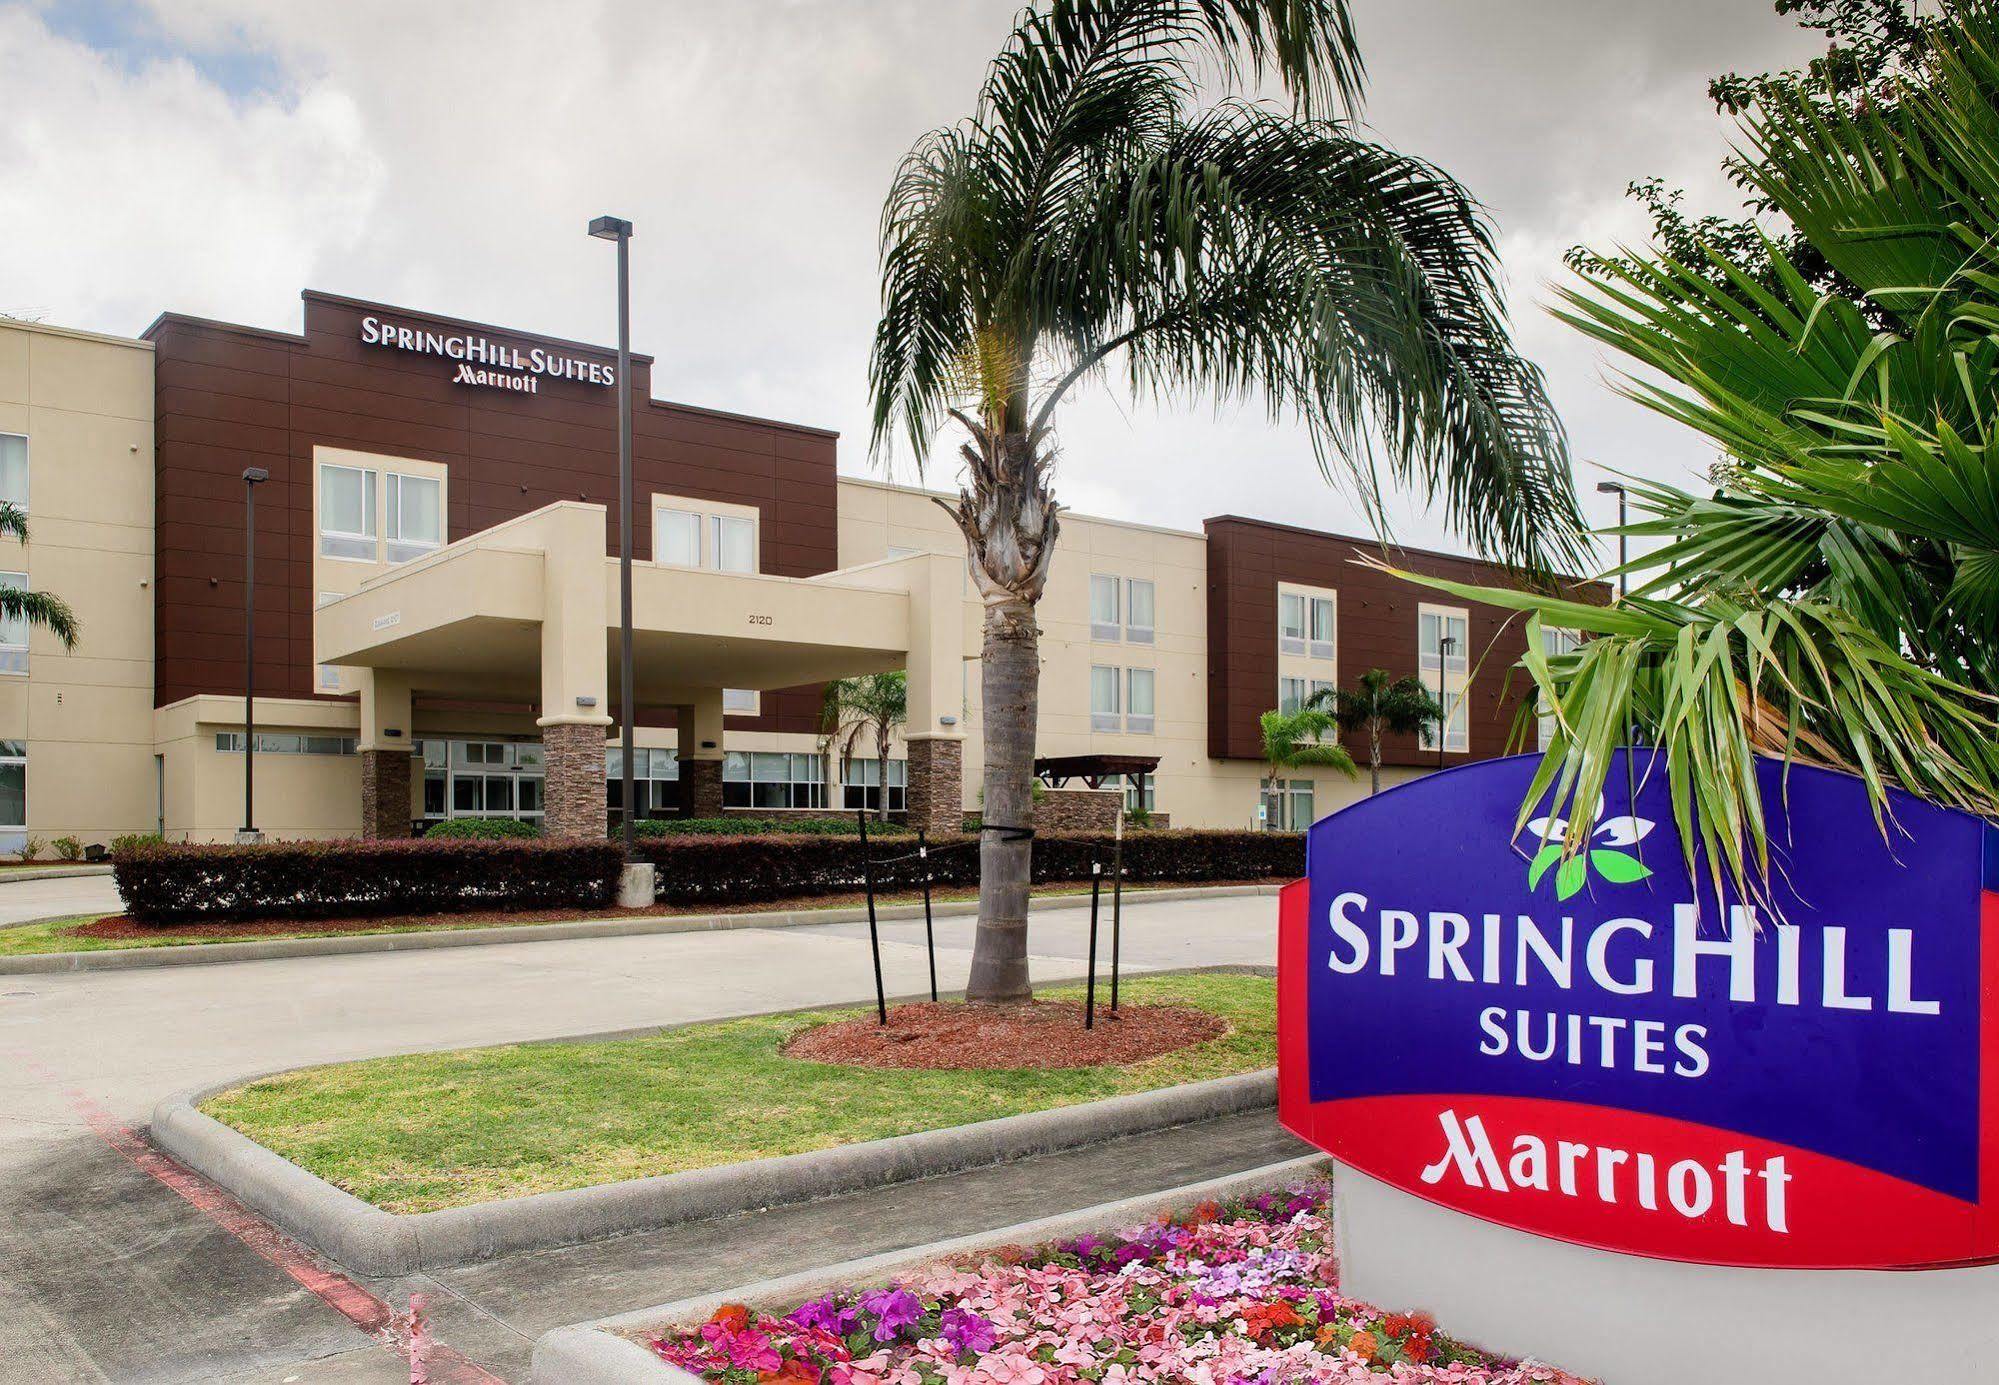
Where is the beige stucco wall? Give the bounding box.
[833,476,1385,830]
[0,319,156,850]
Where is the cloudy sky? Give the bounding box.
[1,0,1821,566]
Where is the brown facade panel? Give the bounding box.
[147,291,841,725]
[1203,516,1603,768]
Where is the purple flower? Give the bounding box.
[939,1306,998,1354]
[787,1293,858,1336]
[858,1286,924,1343]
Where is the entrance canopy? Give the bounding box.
[1035,754,1160,789]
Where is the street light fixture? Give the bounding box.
[589,214,636,860]
[239,466,270,844]
[1435,633,1456,772]
[1596,480,1629,598]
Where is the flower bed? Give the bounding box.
[649,1184,1584,1384]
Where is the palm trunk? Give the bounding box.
[1368,719,1382,795]
[965,595,1038,1003]
[875,722,891,823]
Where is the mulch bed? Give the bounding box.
[59,879,1289,944]
[781,1000,1229,1070]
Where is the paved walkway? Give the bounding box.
[0,892,1290,1383]
[0,871,119,926]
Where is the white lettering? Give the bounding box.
[1327,892,1370,973]
[1420,1110,1508,1191]
[1516,914,1574,988]
[1381,910,1420,975]
[1886,929,1941,1015]
[1585,917,1653,994]
[1673,903,1756,1002]
[1822,927,1874,1010]
[1428,911,1473,981]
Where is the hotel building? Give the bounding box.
[0,293,1591,850]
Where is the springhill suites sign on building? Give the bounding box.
[359,315,615,394]
[1277,749,1999,1269]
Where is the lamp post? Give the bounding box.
[1435,633,1456,772]
[1596,480,1630,597]
[589,214,636,859]
[239,466,269,843]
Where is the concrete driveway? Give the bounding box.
[0,891,1290,1383]
[0,871,120,926]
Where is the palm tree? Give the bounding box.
[0,504,76,650]
[1310,668,1440,795]
[1259,706,1355,830]
[870,0,1585,1003]
[1392,3,1999,906]
[819,671,908,822]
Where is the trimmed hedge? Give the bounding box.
[421,817,541,840]
[635,829,1303,906]
[114,839,624,927]
[634,816,913,838]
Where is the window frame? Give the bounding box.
[1090,663,1122,732]
[1536,626,1584,750]
[1089,573,1122,642]
[655,506,703,568]
[317,462,379,562]
[1417,602,1472,753]
[0,570,28,676]
[711,513,757,574]
[1126,666,1156,734]
[1278,592,1308,654]
[1125,577,1156,645]
[384,471,443,563]
[0,739,25,835]
[0,433,27,513]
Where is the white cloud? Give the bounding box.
[0,0,1822,568]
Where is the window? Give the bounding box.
[1126,578,1155,645]
[1262,778,1315,832]
[0,434,25,510]
[725,751,825,810]
[319,464,377,560]
[607,746,680,821]
[1090,664,1121,731]
[1537,627,1584,749]
[1279,676,1307,714]
[0,739,23,845]
[0,571,27,674]
[656,508,702,567]
[1126,667,1155,734]
[723,688,758,715]
[315,592,344,691]
[843,757,906,813]
[1107,772,1155,813]
[1309,678,1334,708]
[1090,574,1121,641]
[214,733,359,755]
[1279,593,1307,654]
[1309,596,1336,660]
[385,473,442,563]
[417,738,546,825]
[1418,605,1471,752]
[713,514,756,573]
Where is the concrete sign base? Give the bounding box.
[1331,1162,1999,1385]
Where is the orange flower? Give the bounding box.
[1316,1325,1340,1345]
[1348,1329,1380,1362]
[709,1303,751,1333]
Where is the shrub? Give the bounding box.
[51,836,83,862]
[635,829,1301,907]
[422,817,540,841]
[634,816,913,838]
[114,838,624,927]
[110,832,167,857]
[19,835,43,863]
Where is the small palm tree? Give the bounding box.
[0,504,76,650]
[872,0,1584,1003]
[1258,706,1355,831]
[819,671,908,822]
[1310,669,1440,795]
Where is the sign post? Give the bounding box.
[1278,751,1999,1383]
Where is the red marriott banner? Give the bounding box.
[1278,751,1999,1269]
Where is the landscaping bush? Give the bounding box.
[422,816,540,840]
[109,832,166,857]
[114,838,624,926]
[634,816,912,838]
[636,829,1301,906]
[51,835,83,862]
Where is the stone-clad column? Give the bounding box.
[905,736,964,836]
[541,721,609,839]
[677,690,727,817]
[360,750,413,839]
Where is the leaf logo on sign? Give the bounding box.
[1525,813,1654,900]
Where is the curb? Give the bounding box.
[0,864,116,883]
[151,1067,1279,1277]
[0,883,1279,975]
[531,1155,1330,1384]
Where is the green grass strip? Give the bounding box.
[201,971,1276,1215]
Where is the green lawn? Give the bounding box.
[201,971,1276,1214]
